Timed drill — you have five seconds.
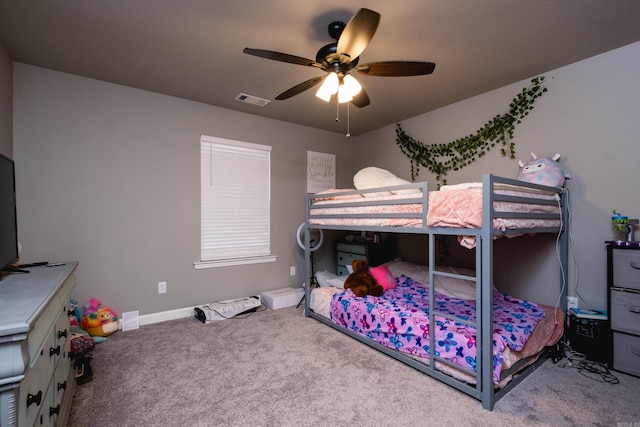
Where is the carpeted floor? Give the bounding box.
[68,305,640,426]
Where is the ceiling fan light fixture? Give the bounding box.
[337,85,353,103]
[342,74,362,97]
[315,72,339,102]
[337,74,361,103]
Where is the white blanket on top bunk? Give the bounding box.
[439,181,558,194]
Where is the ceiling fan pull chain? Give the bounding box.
[346,103,351,138]
[335,96,340,123]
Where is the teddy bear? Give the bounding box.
[344,259,384,297]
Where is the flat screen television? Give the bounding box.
[0,153,19,276]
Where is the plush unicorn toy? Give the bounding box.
[516,153,571,187]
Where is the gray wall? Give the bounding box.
[0,42,12,157]
[350,41,640,308]
[13,63,353,315]
[11,40,640,316]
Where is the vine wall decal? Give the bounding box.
[395,76,548,185]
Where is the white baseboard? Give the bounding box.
[138,306,194,326]
[134,296,262,327]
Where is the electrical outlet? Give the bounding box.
[567,296,578,309]
[158,281,167,294]
[290,266,296,276]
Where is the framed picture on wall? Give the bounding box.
[307,151,335,193]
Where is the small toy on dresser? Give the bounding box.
[344,259,384,297]
[611,210,638,243]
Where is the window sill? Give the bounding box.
[194,255,278,269]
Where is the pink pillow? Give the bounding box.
[369,265,396,291]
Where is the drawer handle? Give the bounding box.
[49,405,60,417]
[57,381,67,391]
[50,345,61,357]
[27,391,42,407]
[629,307,640,314]
[631,261,640,270]
[58,329,68,339]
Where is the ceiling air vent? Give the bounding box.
[235,93,270,107]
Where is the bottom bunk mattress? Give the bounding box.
[311,276,563,386]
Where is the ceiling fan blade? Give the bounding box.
[275,76,324,100]
[336,8,381,63]
[351,87,370,108]
[243,48,323,68]
[356,61,436,76]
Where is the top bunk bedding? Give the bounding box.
[307,175,564,248]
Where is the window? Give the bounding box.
[195,135,276,268]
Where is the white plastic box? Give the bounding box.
[260,287,304,310]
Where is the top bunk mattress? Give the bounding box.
[307,176,563,247]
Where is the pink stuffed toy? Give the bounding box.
[516,153,571,187]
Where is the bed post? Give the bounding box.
[428,231,436,375]
[480,174,495,410]
[304,194,312,317]
[560,189,569,313]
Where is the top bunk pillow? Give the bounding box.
[353,167,420,197]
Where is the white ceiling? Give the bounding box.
[2,1,640,136]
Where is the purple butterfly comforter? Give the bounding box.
[330,275,546,384]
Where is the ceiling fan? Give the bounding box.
[243,8,435,108]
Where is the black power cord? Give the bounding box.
[574,359,620,384]
[557,342,619,384]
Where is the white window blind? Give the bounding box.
[198,135,274,267]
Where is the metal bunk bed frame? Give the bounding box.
[302,173,568,410]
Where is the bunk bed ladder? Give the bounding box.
[429,231,485,404]
[479,173,496,410]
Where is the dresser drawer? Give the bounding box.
[55,299,71,363]
[41,378,57,427]
[337,251,366,270]
[610,288,640,335]
[28,298,63,366]
[336,243,367,255]
[613,332,640,376]
[613,249,640,291]
[19,325,56,427]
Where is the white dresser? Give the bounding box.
[607,245,640,376]
[0,262,78,427]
